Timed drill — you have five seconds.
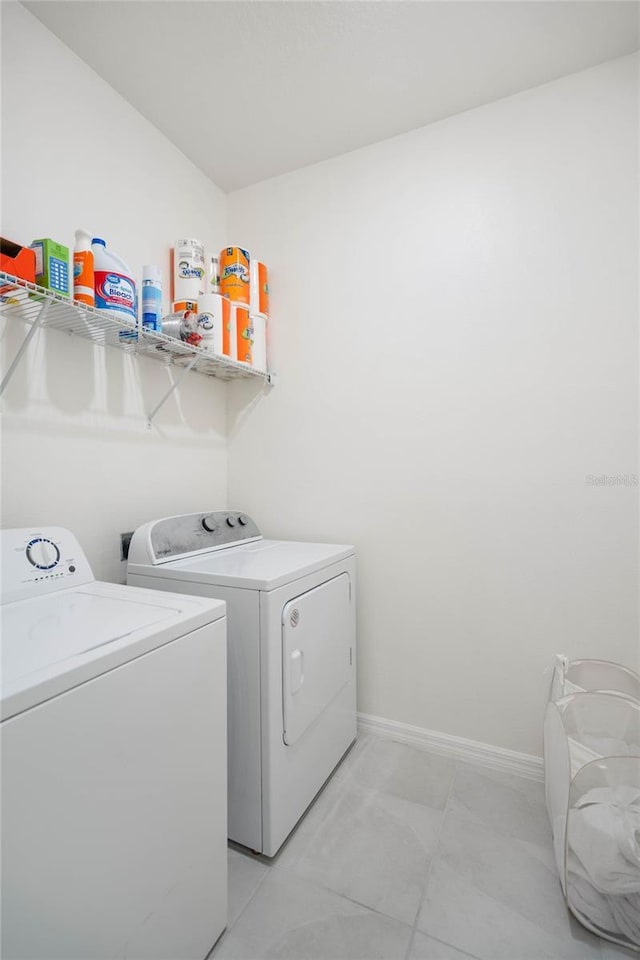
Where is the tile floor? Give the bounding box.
[210,732,637,960]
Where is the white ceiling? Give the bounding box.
[25,1,639,193]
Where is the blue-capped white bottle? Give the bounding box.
[91,238,137,334]
[141,265,162,332]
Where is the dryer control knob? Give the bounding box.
[226,517,237,528]
[238,515,248,526]
[26,538,60,570]
[202,516,217,532]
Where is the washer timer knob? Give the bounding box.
[26,537,60,570]
[226,516,237,528]
[202,516,217,532]
[238,515,248,526]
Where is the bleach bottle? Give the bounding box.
[92,238,137,332]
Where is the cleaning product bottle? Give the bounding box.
[92,238,136,325]
[141,265,162,332]
[73,229,94,306]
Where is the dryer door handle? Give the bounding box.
[290,649,304,694]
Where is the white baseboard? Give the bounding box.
[357,711,544,782]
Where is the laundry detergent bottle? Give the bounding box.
[92,238,136,323]
[73,229,95,306]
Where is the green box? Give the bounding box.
[30,238,70,297]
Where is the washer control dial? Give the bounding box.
[26,537,60,570]
[238,515,248,526]
[226,516,237,528]
[202,516,217,533]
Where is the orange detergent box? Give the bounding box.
[0,237,36,294]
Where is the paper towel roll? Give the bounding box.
[225,301,238,360]
[231,301,252,364]
[197,293,227,356]
[250,314,267,372]
[220,247,250,304]
[173,238,205,302]
[249,260,269,316]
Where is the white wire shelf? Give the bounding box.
[0,273,273,385]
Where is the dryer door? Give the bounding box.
[282,572,352,746]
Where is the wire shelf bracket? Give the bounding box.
[146,353,199,428]
[0,297,52,396]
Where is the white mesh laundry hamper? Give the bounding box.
[550,657,640,702]
[544,691,640,951]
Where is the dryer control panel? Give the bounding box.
[128,512,262,565]
[1,527,94,604]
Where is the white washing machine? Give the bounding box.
[1,527,228,960]
[127,511,356,857]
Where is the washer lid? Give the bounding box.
[1,581,225,721]
[129,539,355,591]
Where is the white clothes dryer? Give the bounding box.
[127,511,356,857]
[1,527,227,960]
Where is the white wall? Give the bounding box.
[1,2,229,582]
[227,55,639,756]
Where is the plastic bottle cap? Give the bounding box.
[92,238,106,247]
[142,264,162,283]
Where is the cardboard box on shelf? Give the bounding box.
[31,238,70,297]
[0,237,36,295]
